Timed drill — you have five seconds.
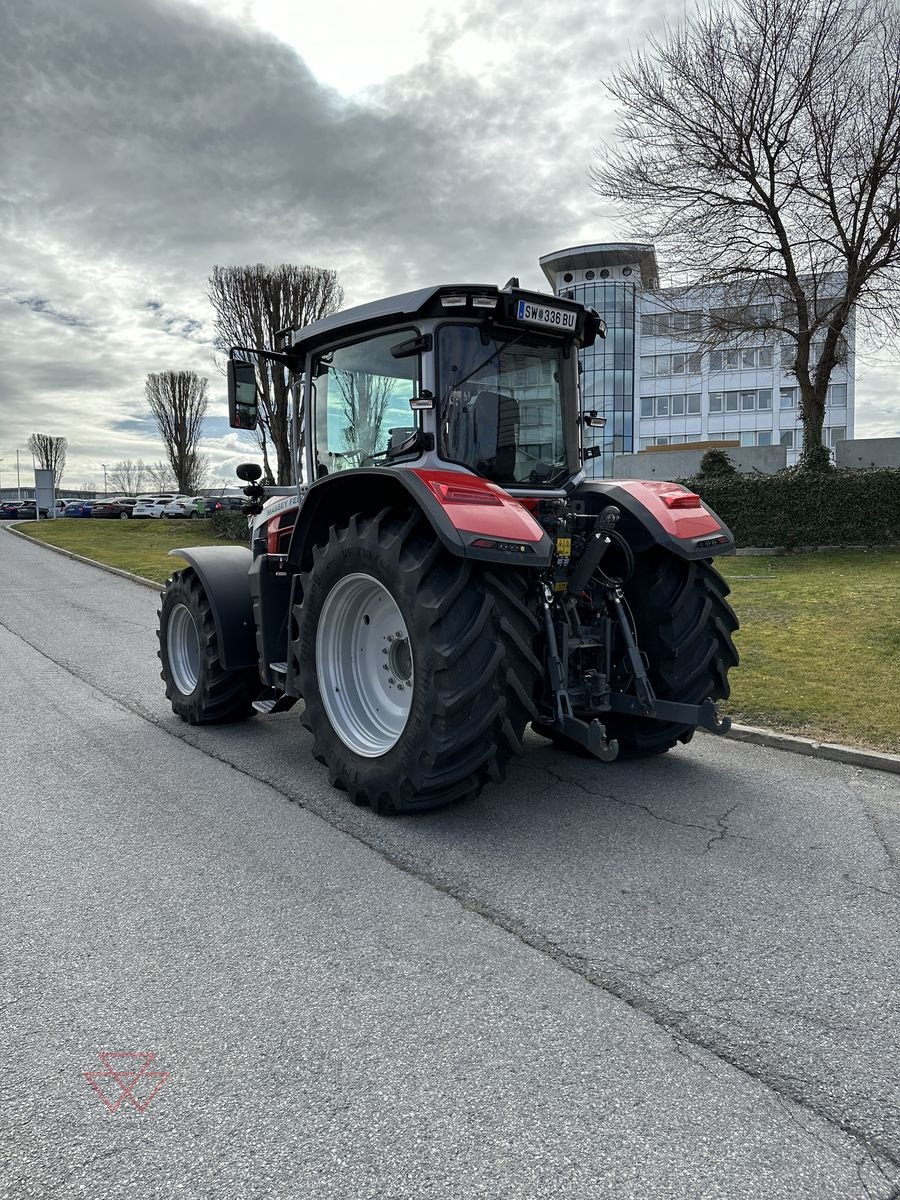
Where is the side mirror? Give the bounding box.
[235,462,262,482]
[227,359,259,430]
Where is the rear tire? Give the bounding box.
[533,550,738,759]
[292,508,541,814]
[158,568,259,724]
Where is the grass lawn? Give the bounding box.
[12,516,229,585]
[10,520,899,751]
[717,550,900,752]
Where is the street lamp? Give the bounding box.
[102,463,108,496]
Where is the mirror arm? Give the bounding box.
[230,345,298,369]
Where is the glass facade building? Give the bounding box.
[539,243,854,473]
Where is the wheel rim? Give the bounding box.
[167,603,201,695]
[120,511,128,520]
[316,573,413,757]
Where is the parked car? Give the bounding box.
[51,499,70,515]
[92,497,138,520]
[163,496,206,519]
[132,495,177,519]
[1,499,49,519]
[63,500,93,517]
[205,496,246,515]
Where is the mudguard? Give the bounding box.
[286,467,553,572]
[167,546,257,669]
[575,479,735,559]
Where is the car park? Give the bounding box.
[91,497,138,520]
[205,496,246,515]
[63,500,93,517]
[1,499,49,519]
[132,495,177,518]
[163,496,206,519]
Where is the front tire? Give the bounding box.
[158,568,259,724]
[292,509,541,814]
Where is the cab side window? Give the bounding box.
[312,331,420,474]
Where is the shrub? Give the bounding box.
[211,510,251,542]
[683,467,900,548]
[697,448,737,478]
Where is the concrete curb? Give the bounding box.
[704,722,900,776]
[4,523,162,592]
[8,523,899,776]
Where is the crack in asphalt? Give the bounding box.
[3,613,899,1193]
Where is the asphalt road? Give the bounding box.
[2,529,899,1200]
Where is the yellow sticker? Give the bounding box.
[556,537,572,556]
[554,581,568,592]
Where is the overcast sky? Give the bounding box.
[1,0,896,490]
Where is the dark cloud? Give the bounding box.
[0,0,894,481]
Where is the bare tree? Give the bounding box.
[208,263,343,484]
[28,434,67,487]
[334,371,394,463]
[107,459,147,495]
[145,371,209,493]
[145,461,177,492]
[592,0,900,468]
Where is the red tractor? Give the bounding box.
[158,282,738,813]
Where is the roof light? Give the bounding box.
[471,295,498,309]
[441,294,468,308]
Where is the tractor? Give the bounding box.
[157,281,739,813]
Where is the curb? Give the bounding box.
[8,524,899,777]
[4,523,162,592]
[703,722,900,776]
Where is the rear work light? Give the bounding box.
[662,492,702,509]
[433,482,504,506]
[440,294,468,308]
[471,295,498,309]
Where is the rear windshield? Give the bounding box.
[437,325,572,486]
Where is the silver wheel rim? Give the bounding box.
[168,603,201,695]
[316,573,413,757]
[120,511,128,520]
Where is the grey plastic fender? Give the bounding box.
[167,546,257,670]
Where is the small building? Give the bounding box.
[539,243,855,476]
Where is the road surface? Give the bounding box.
[1,530,899,1199]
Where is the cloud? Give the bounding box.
[0,0,895,486]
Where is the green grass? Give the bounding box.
[14,517,227,584]
[717,550,900,752]
[12,521,900,751]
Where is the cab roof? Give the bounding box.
[280,283,597,358]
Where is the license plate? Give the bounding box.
[516,300,577,331]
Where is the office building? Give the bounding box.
[539,243,854,475]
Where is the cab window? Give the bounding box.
[312,331,420,475]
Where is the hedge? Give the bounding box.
[682,467,900,548]
[211,510,251,541]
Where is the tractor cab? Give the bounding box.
[227,281,606,497]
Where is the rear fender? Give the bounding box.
[167,546,257,669]
[575,479,735,559]
[286,467,552,571]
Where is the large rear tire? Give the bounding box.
[158,568,259,724]
[292,508,541,814]
[533,550,739,759]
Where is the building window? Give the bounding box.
[757,430,772,446]
[709,345,774,372]
[780,430,794,449]
[563,272,573,283]
[780,387,796,408]
[828,383,847,405]
[656,396,669,416]
[687,394,701,414]
[623,267,633,277]
[640,437,654,449]
[709,393,722,413]
[828,425,847,446]
[641,310,703,338]
[640,397,654,417]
